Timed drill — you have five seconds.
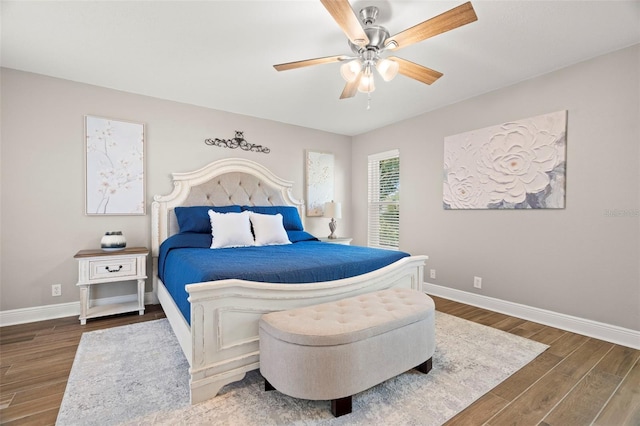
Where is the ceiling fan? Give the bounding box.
[274,0,477,103]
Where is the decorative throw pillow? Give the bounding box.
[208,210,254,249]
[249,212,291,246]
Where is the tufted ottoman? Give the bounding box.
[258,288,435,417]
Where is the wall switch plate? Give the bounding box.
[430,269,436,279]
[52,284,62,297]
[473,276,482,289]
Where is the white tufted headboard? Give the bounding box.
[151,158,304,257]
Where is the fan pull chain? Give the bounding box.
[367,92,372,110]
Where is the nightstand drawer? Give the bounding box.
[89,257,138,280]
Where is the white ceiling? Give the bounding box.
[2,1,639,136]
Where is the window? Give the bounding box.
[368,149,400,249]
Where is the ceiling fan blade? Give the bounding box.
[385,1,477,50]
[339,73,362,99]
[273,55,347,72]
[390,57,443,85]
[320,0,369,47]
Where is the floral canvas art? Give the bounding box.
[306,151,334,216]
[85,116,145,215]
[443,111,567,209]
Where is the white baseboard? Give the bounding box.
[0,292,158,327]
[6,286,638,350]
[424,282,640,350]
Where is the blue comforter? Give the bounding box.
[158,233,410,323]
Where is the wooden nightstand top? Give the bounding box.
[318,237,353,245]
[74,247,149,259]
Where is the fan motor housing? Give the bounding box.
[348,25,390,54]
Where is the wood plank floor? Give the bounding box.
[1,299,638,425]
[435,297,640,426]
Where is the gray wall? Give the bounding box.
[0,68,351,310]
[352,44,639,331]
[2,45,639,333]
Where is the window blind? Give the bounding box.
[367,149,400,249]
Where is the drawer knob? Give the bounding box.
[106,265,123,273]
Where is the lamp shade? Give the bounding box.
[376,58,399,82]
[340,60,362,82]
[323,201,342,219]
[357,72,375,93]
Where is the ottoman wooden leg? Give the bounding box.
[265,379,275,391]
[331,395,352,417]
[416,357,433,374]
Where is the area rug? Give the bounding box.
[57,313,547,425]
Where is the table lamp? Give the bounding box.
[323,201,342,239]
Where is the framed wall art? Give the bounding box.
[85,115,145,215]
[305,150,334,217]
[443,110,567,210]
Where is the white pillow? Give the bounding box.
[249,212,291,246]
[208,210,255,249]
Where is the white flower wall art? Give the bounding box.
[443,111,567,209]
[85,116,145,215]
[306,151,335,217]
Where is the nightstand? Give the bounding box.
[318,237,353,245]
[74,247,148,325]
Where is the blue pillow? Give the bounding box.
[175,205,242,233]
[286,230,318,243]
[242,206,304,231]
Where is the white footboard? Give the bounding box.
[184,255,426,404]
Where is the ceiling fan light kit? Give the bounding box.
[358,68,375,94]
[274,1,478,105]
[376,58,399,82]
[340,60,362,82]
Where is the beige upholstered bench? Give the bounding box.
[259,288,436,417]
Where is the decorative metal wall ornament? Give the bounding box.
[205,131,270,154]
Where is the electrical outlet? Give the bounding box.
[473,276,482,289]
[430,269,436,279]
[52,284,62,297]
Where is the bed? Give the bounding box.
[151,157,428,404]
